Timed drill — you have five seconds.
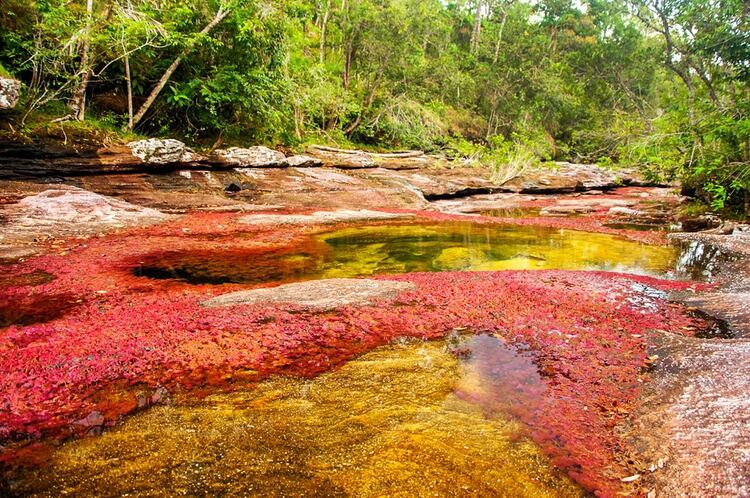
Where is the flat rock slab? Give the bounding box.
[0,185,170,247]
[230,168,428,210]
[633,332,750,497]
[502,162,649,193]
[630,228,750,496]
[367,167,498,199]
[239,209,414,225]
[203,278,416,309]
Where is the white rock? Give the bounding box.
[213,146,286,167]
[127,139,200,164]
[283,154,322,168]
[0,77,21,110]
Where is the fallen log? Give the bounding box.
[310,145,424,158]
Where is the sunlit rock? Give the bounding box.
[283,154,322,168]
[211,146,286,167]
[0,186,169,248]
[203,278,416,309]
[126,138,201,165]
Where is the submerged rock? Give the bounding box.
[203,278,416,309]
[0,77,21,110]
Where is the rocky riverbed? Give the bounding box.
[0,139,748,497]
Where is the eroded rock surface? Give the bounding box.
[307,148,377,168]
[211,146,286,167]
[632,331,750,498]
[283,154,322,168]
[229,168,428,210]
[0,185,169,257]
[369,167,498,199]
[239,209,414,226]
[203,278,416,309]
[306,146,447,170]
[127,139,201,165]
[502,162,651,193]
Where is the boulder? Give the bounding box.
[283,154,322,168]
[211,146,286,167]
[501,162,650,193]
[203,278,416,309]
[679,215,722,232]
[306,146,440,170]
[0,77,21,110]
[366,167,498,200]
[126,139,201,165]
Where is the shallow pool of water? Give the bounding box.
[134,222,679,285]
[11,336,584,497]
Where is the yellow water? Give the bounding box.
[14,338,584,497]
[134,222,679,285]
[317,223,677,277]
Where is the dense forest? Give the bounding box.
[0,0,748,211]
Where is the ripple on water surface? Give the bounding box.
[133,222,680,285]
[12,336,585,497]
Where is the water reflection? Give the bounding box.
[451,334,546,421]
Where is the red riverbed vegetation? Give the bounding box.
[0,211,710,496]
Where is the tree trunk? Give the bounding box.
[492,10,507,64]
[344,65,383,136]
[123,42,134,130]
[343,43,354,89]
[68,0,95,121]
[319,0,331,63]
[690,61,720,107]
[129,5,231,129]
[470,0,483,54]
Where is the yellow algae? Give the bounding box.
[13,340,584,497]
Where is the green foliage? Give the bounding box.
[0,0,747,214]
